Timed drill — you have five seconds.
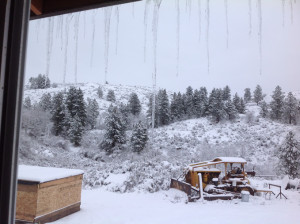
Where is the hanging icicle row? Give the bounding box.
[90,10,96,67]
[152,0,162,130]
[74,13,80,84]
[224,0,229,48]
[249,0,252,36]
[257,0,262,75]
[206,0,210,74]
[144,0,151,62]
[104,7,113,84]
[115,6,120,55]
[46,17,54,80]
[176,0,180,77]
[198,0,202,42]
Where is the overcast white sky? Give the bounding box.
[25,0,300,96]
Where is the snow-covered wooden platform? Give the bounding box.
[16,165,84,223]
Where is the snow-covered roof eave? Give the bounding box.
[212,157,247,164]
[18,165,84,184]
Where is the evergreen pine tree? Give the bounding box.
[259,101,269,118]
[224,99,238,120]
[239,99,246,114]
[278,131,300,179]
[97,86,103,98]
[119,103,131,129]
[170,93,179,121]
[233,93,241,113]
[131,122,148,153]
[244,88,252,103]
[68,114,84,146]
[222,85,231,101]
[86,98,100,129]
[283,92,298,125]
[199,87,208,117]
[208,89,226,123]
[193,89,202,118]
[253,85,264,105]
[51,92,66,136]
[147,94,159,127]
[185,86,194,118]
[157,89,170,126]
[101,105,126,153]
[39,93,52,111]
[106,90,116,102]
[270,85,285,120]
[23,96,32,109]
[128,92,141,116]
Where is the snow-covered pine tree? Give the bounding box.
[23,96,32,109]
[128,92,141,116]
[170,92,179,121]
[147,94,159,127]
[193,89,202,118]
[259,101,269,118]
[224,99,238,120]
[233,93,241,113]
[131,122,148,153]
[185,86,194,118]
[239,99,246,114]
[244,88,252,103]
[277,131,300,179]
[66,87,87,127]
[86,98,100,129]
[101,105,126,153]
[253,85,264,105]
[97,86,103,99]
[106,89,116,102]
[68,114,85,146]
[157,89,170,126]
[222,85,231,101]
[176,92,185,119]
[270,85,285,120]
[51,92,66,136]
[283,92,298,125]
[39,93,52,111]
[119,103,131,129]
[199,87,208,117]
[208,88,226,123]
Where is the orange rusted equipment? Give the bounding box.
[171,157,256,201]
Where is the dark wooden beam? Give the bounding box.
[0,0,30,223]
[30,0,140,20]
[31,0,43,16]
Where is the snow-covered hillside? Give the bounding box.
[24,83,171,113]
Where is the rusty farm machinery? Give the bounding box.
[171,157,259,202]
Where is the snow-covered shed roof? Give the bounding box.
[212,157,247,163]
[193,167,221,172]
[18,165,84,183]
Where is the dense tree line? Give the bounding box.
[28,74,51,89]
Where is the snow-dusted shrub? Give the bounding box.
[245,111,255,124]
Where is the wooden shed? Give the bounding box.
[16,165,84,223]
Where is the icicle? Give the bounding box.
[60,15,64,50]
[35,19,41,41]
[290,0,293,24]
[144,0,151,62]
[188,0,192,18]
[257,0,262,75]
[46,17,54,80]
[63,15,72,86]
[90,10,96,67]
[282,0,286,27]
[206,0,210,74]
[176,0,180,77]
[132,3,135,18]
[224,0,229,48]
[74,13,80,84]
[83,11,86,39]
[104,7,113,84]
[248,0,252,36]
[115,6,119,55]
[152,0,163,130]
[198,0,202,41]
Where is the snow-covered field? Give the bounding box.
[52,180,300,224]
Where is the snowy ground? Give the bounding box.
[52,182,300,224]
